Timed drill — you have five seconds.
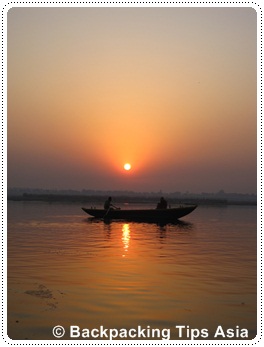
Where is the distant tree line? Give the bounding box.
[7,187,257,205]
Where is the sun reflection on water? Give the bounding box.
[122,223,130,257]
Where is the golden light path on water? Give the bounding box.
[122,224,131,257]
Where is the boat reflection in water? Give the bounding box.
[87,216,193,229]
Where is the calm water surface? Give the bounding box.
[7,201,257,340]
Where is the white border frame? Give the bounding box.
[1,1,262,346]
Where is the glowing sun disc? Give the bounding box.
[124,163,131,171]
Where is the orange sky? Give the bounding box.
[7,6,257,193]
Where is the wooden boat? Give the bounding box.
[82,204,197,222]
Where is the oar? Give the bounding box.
[103,205,120,219]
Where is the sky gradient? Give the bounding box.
[7,7,257,194]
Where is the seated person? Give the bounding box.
[156,197,168,209]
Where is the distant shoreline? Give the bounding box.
[7,194,257,206]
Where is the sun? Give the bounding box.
[124,163,131,171]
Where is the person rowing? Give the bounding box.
[104,197,119,210]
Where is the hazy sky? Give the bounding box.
[7,6,257,194]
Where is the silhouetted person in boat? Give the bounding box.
[104,197,119,210]
[156,197,168,209]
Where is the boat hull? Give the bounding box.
[82,205,197,222]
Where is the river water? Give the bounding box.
[7,201,257,340]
